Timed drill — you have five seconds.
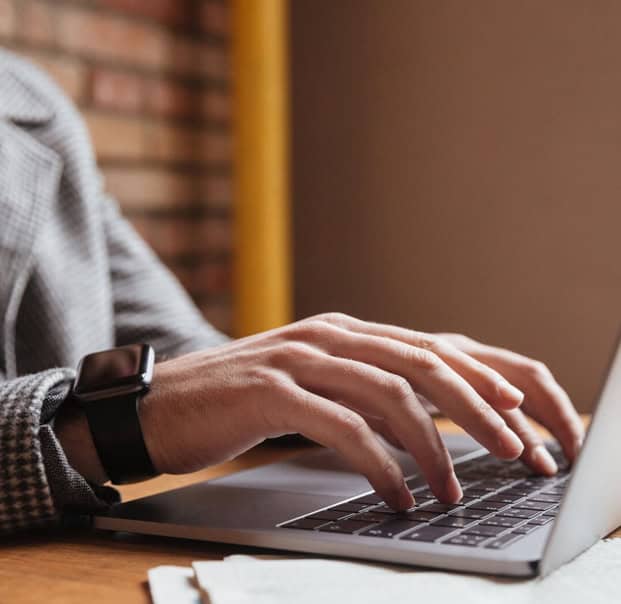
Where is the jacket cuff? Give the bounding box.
[39,375,120,521]
[0,369,118,535]
[0,369,73,533]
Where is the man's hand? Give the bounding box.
[137,313,583,511]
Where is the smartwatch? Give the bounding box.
[72,343,158,484]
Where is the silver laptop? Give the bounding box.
[93,338,621,577]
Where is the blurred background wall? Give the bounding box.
[2,1,620,412]
[290,0,621,411]
[0,0,233,334]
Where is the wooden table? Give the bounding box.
[0,418,617,603]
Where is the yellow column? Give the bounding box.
[231,0,292,336]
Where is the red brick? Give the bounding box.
[130,216,231,257]
[91,68,145,113]
[18,0,56,45]
[203,218,232,251]
[57,6,169,70]
[20,50,88,102]
[146,122,197,163]
[85,112,147,160]
[199,1,229,36]
[200,89,231,122]
[197,45,229,79]
[145,79,197,119]
[196,131,232,163]
[146,123,232,164]
[103,167,202,210]
[199,175,232,207]
[168,37,229,79]
[0,0,16,38]
[96,0,189,28]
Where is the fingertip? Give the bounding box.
[497,425,525,459]
[496,380,525,409]
[446,472,463,504]
[531,444,558,476]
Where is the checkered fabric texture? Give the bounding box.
[0,49,228,535]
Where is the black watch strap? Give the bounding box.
[82,391,157,485]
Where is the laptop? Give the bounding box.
[92,338,621,577]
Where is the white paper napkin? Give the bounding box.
[149,539,621,604]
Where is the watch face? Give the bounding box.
[74,344,153,399]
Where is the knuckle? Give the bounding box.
[385,375,413,407]
[416,333,439,352]
[525,360,552,382]
[289,319,330,341]
[313,311,351,326]
[252,368,291,393]
[338,412,368,446]
[273,342,317,363]
[407,347,441,371]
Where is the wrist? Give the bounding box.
[138,361,175,475]
[54,398,108,484]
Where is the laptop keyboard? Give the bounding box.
[278,447,569,549]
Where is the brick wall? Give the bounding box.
[0,0,233,335]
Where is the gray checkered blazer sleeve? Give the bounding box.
[0,49,230,534]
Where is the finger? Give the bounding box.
[499,408,558,476]
[280,386,414,510]
[291,323,524,461]
[457,342,585,461]
[283,349,461,502]
[365,417,406,450]
[313,314,524,410]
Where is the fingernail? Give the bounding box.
[445,472,463,504]
[499,425,524,458]
[497,380,524,405]
[533,445,558,476]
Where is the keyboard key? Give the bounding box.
[499,508,539,519]
[530,494,562,504]
[360,519,423,539]
[400,525,458,542]
[431,516,477,529]
[457,496,480,505]
[405,511,443,522]
[449,508,490,520]
[281,518,328,530]
[542,507,559,517]
[352,511,394,523]
[501,488,532,498]
[514,500,556,512]
[332,502,372,513]
[485,533,523,549]
[467,501,510,512]
[527,515,554,526]
[512,523,542,535]
[308,510,351,521]
[462,488,490,497]
[480,516,523,528]
[445,534,488,547]
[319,519,376,534]
[485,492,524,504]
[422,503,464,514]
[463,524,507,537]
[371,504,405,515]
